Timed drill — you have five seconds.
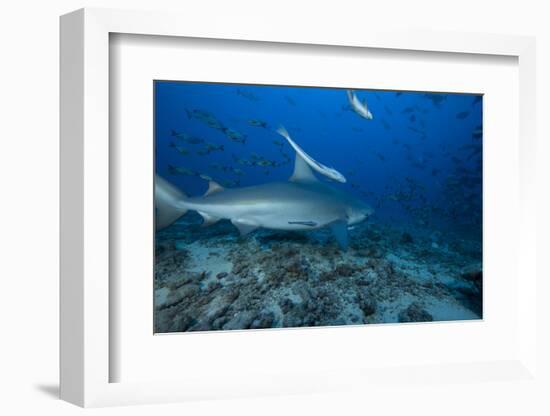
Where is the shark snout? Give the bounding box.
[347,205,374,225]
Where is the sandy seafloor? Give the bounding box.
[154,213,482,333]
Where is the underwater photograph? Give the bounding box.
[154,81,483,333]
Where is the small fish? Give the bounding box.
[395,92,403,97]
[169,142,190,155]
[248,119,268,128]
[466,147,482,161]
[456,111,470,119]
[472,95,482,106]
[196,149,210,156]
[205,142,224,153]
[402,107,415,114]
[220,179,240,187]
[284,95,296,106]
[346,90,373,120]
[168,165,197,177]
[171,130,204,144]
[232,154,254,166]
[273,140,284,147]
[424,93,447,108]
[472,125,483,140]
[186,109,225,131]
[255,159,276,168]
[199,173,213,181]
[224,127,246,144]
[410,114,416,123]
[236,89,260,102]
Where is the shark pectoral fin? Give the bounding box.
[199,211,221,227]
[288,220,317,227]
[204,180,224,196]
[231,219,259,236]
[329,220,349,251]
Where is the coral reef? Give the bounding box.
[155,213,482,332]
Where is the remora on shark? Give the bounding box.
[156,139,373,250]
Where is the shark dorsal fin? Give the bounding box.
[290,153,318,183]
[204,180,224,196]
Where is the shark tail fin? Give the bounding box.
[155,175,188,230]
[276,125,291,141]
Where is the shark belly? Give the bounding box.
[182,182,346,231]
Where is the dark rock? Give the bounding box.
[357,278,371,286]
[231,262,248,275]
[358,291,377,316]
[280,298,294,313]
[401,232,414,244]
[318,270,335,282]
[357,246,384,259]
[223,311,256,330]
[258,232,308,246]
[211,317,229,330]
[187,320,212,332]
[284,257,308,276]
[250,312,275,329]
[462,269,482,286]
[221,288,239,305]
[334,263,356,277]
[205,281,222,293]
[207,304,230,321]
[169,314,195,332]
[398,302,433,323]
[458,268,483,317]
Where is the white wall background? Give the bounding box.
[0,1,548,415]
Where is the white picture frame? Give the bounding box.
[60,7,538,408]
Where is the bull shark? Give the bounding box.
[155,152,373,250]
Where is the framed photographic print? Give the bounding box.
[60,8,538,408]
[153,81,483,334]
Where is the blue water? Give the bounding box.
[155,81,482,240]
